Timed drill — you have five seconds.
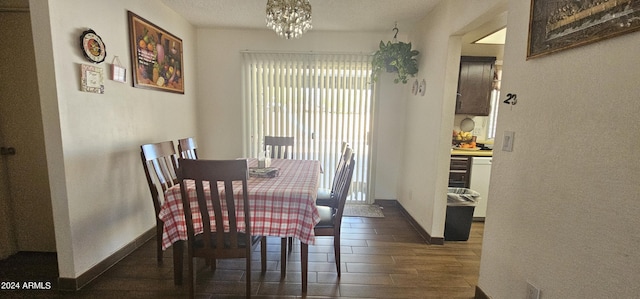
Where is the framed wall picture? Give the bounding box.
[80,64,104,94]
[527,0,640,59]
[127,11,184,93]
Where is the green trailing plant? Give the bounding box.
[371,40,419,84]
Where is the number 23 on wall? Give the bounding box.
[503,93,517,105]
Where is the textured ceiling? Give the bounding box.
[160,0,442,32]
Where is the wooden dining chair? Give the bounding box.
[264,136,294,159]
[140,141,180,264]
[301,148,355,293]
[315,147,354,275]
[316,142,350,209]
[264,136,295,253]
[178,137,198,159]
[176,158,266,299]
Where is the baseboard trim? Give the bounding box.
[373,199,397,207]
[378,199,444,245]
[475,285,490,299]
[58,227,155,291]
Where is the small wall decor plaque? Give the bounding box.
[110,56,126,83]
[81,64,104,94]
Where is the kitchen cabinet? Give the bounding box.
[455,56,496,116]
[470,157,491,219]
[449,155,471,188]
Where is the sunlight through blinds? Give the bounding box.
[241,52,374,202]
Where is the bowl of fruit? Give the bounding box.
[452,131,478,149]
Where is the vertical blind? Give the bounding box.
[241,52,374,203]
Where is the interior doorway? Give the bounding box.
[0,5,56,258]
[455,12,506,140]
[451,12,507,222]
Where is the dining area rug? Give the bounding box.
[343,204,384,218]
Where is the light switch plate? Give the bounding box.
[502,131,515,152]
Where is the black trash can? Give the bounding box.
[444,187,480,241]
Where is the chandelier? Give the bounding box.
[266,0,312,39]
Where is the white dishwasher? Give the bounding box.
[469,157,492,219]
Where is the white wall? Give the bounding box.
[194,29,405,200]
[478,0,640,298]
[372,72,407,199]
[30,0,197,279]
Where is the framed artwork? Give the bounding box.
[80,64,104,94]
[127,11,184,93]
[527,0,640,59]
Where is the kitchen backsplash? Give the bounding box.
[453,114,492,143]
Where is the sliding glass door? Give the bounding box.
[242,52,374,203]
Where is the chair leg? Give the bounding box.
[188,255,195,299]
[246,247,252,298]
[280,238,287,279]
[261,236,267,273]
[288,237,293,254]
[210,258,216,271]
[173,240,184,285]
[301,242,308,294]
[334,234,341,277]
[156,225,163,264]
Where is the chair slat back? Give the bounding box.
[329,143,351,194]
[264,136,294,159]
[178,137,198,159]
[177,158,251,256]
[333,149,356,227]
[141,141,179,214]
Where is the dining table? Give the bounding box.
[158,158,321,292]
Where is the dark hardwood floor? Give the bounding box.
[0,201,483,298]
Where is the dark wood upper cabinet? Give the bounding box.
[455,56,496,116]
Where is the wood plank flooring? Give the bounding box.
[0,201,483,298]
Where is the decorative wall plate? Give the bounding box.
[460,117,475,132]
[418,79,426,96]
[80,29,106,63]
[411,79,419,95]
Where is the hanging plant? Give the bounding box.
[371,40,419,84]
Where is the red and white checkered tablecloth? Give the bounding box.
[158,159,321,250]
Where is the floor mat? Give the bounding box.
[343,204,384,218]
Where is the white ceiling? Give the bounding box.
[160,0,443,32]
